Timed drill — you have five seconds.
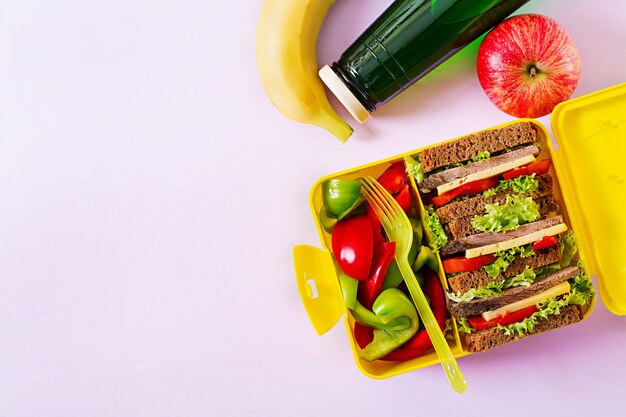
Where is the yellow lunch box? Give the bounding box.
[293,82,626,379]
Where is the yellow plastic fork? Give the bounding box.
[361,176,467,393]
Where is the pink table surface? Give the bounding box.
[1,1,625,416]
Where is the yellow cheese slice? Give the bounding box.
[465,223,568,258]
[436,154,536,194]
[481,281,571,321]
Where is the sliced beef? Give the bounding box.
[440,216,564,257]
[447,266,579,318]
[418,145,541,192]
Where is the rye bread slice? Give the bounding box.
[436,173,554,224]
[447,266,579,318]
[421,122,537,174]
[448,245,562,294]
[419,145,541,192]
[464,305,583,353]
[440,216,564,257]
[445,194,559,241]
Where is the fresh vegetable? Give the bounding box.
[532,235,558,251]
[377,161,406,195]
[322,179,363,219]
[412,246,438,273]
[483,174,539,198]
[382,270,447,361]
[338,268,359,310]
[477,14,580,118]
[356,270,448,361]
[395,185,412,213]
[423,205,448,252]
[467,305,538,331]
[357,289,420,362]
[404,155,424,183]
[383,236,419,291]
[443,254,496,274]
[471,194,540,233]
[331,214,374,281]
[431,177,500,207]
[483,245,535,278]
[319,207,338,233]
[351,300,411,331]
[502,159,552,180]
[409,217,423,248]
[358,242,397,309]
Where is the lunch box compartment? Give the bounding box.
[294,82,626,379]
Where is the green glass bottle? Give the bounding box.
[319,0,531,123]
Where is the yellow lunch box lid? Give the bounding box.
[550,81,626,315]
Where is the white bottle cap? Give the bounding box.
[319,65,371,124]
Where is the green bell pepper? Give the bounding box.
[338,268,359,310]
[322,179,363,219]
[412,246,439,273]
[357,289,419,362]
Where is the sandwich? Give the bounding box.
[405,122,594,353]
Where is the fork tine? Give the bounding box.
[361,178,394,228]
[364,176,400,227]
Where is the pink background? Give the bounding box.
[1,0,625,416]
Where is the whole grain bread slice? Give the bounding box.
[436,173,554,224]
[448,245,562,294]
[445,194,559,241]
[464,305,583,353]
[420,122,537,174]
[447,266,579,318]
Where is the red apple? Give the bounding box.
[477,14,580,118]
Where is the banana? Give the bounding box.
[256,0,353,142]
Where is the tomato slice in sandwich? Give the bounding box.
[467,305,538,331]
[502,159,551,180]
[442,254,496,274]
[431,177,500,207]
[532,235,559,251]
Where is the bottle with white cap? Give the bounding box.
[319,0,530,123]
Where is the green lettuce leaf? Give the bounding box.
[471,194,541,233]
[483,174,539,198]
[424,205,448,252]
[404,155,425,183]
[455,317,474,334]
[483,245,535,278]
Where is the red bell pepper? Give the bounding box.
[467,305,538,331]
[331,214,374,281]
[431,177,500,207]
[442,254,496,274]
[502,159,551,180]
[377,161,406,195]
[358,242,396,310]
[353,270,449,361]
[366,185,412,232]
[394,185,412,213]
[532,235,558,251]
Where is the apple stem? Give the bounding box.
[529,65,538,79]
